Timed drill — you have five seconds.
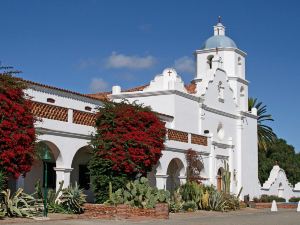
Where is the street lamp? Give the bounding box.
[41,144,52,217]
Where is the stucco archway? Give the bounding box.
[166,158,185,192]
[148,162,162,188]
[70,146,94,202]
[217,167,224,191]
[23,141,62,194]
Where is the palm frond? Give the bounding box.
[248,97,277,151]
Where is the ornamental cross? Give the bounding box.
[167,70,172,76]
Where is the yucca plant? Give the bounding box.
[59,183,86,214]
[169,188,183,212]
[208,190,226,211]
[0,188,36,217]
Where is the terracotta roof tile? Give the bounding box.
[125,84,148,92]
[31,102,68,122]
[19,78,103,102]
[185,82,197,94]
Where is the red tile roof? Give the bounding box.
[21,78,103,102]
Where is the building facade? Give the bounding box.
[9,21,300,201]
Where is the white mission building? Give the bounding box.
[9,21,300,201]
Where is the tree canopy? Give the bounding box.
[248,97,277,151]
[0,69,36,178]
[258,138,300,185]
[89,101,166,203]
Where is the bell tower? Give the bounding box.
[194,17,248,111]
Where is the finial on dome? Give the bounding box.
[214,17,225,36]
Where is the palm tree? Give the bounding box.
[248,97,277,151]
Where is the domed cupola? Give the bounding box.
[201,17,237,50]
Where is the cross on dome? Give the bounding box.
[214,16,225,36]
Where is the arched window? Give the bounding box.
[238,57,242,66]
[207,55,214,69]
[240,86,245,97]
[237,57,242,76]
[217,123,224,140]
[47,98,55,104]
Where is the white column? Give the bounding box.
[236,120,243,198]
[67,109,73,123]
[178,176,187,185]
[208,134,216,186]
[228,137,235,194]
[16,175,25,190]
[155,174,168,190]
[54,167,73,190]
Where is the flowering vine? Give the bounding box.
[0,72,36,178]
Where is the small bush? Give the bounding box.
[289,197,300,202]
[0,171,6,192]
[169,189,183,213]
[182,201,197,212]
[180,181,203,204]
[253,195,285,203]
[107,177,170,209]
[60,183,87,214]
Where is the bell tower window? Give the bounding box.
[207,55,214,69]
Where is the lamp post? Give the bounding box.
[41,145,52,217]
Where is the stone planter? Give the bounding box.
[82,203,169,220]
[249,202,298,209]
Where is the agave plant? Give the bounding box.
[208,190,226,211]
[0,188,36,217]
[169,188,184,212]
[59,183,86,214]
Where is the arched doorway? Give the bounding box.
[217,168,224,192]
[70,146,93,202]
[166,158,185,192]
[147,162,161,188]
[23,141,61,194]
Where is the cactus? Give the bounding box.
[169,188,184,212]
[108,182,112,201]
[199,191,209,210]
[222,160,231,194]
[106,177,170,208]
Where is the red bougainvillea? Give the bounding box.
[0,74,36,178]
[92,101,166,176]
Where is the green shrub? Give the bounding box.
[169,188,184,212]
[60,183,87,214]
[107,177,170,209]
[253,195,285,203]
[223,194,240,211]
[180,181,203,204]
[89,156,130,203]
[289,197,300,202]
[208,190,226,211]
[182,201,197,212]
[0,171,6,192]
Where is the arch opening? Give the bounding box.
[70,146,94,202]
[217,167,224,192]
[166,158,185,192]
[207,55,214,69]
[23,141,61,194]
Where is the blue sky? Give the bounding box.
[1,0,300,151]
